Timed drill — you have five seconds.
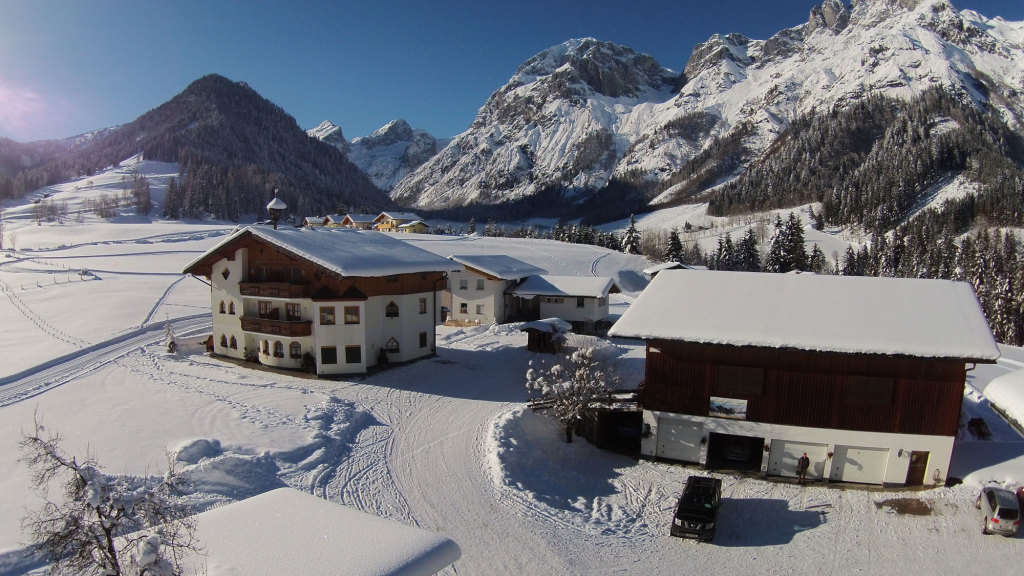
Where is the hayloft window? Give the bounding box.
[715,365,764,396]
[345,345,361,364]
[344,306,360,324]
[385,301,399,318]
[321,346,337,365]
[289,342,302,359]
[319,306,336,325]
[386,275,399,283]
[847,376,895,406]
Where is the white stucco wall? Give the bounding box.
[538,295,608,323]
[642,410,955,487]
[447,271,510,324]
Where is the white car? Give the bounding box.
[976,486,1020,536]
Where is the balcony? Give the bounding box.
[239,282,308,299]
[240,316,312,337]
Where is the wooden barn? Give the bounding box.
[608,270,1000,486]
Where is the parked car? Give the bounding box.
[671,476,722,542]
[976,486,1021,536]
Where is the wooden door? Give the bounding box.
[905,451,929,486]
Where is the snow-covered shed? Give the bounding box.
[519,317,572,353]
[446,254,547,324]
[511,275,619,327]
[609,269,1000,487]
[190,488,461,575]
[183,225,460,375]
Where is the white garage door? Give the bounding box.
[657,418,703,463]
[831,445,889,484]
[767,440,829,480]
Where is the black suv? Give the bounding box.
[670,476,722,542]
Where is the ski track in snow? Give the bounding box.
[0,275,91,348]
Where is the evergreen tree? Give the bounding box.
[784,213,809,272]
[737,227,761,272]
[764,215,786,273]
[664,227,684,264]
[621,214,641,255]
[466,218,476,235]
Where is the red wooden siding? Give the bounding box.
[643,340,966,437]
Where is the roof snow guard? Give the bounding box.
[608,270,1000,362]
[183,226,462,278]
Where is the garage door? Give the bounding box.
[830,445,889,484]
[656,418,703,463]
[768,440,828,480]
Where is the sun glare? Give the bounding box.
[0,81,70,141]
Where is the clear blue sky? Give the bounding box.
[1,0,1022,143]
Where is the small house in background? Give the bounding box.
[608,270,1000,487]
[519,318,572,353]
[303,216,329,227]
[183,226,460,376]
[333,213,376,229]
[642,261,707,279]
[446,255,546,324]
[397,220,431,234]
[374,211,425,232]
[511,275,619,332]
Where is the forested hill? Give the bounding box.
[0,75,390,219]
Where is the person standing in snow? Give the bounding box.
[797,453,810,484]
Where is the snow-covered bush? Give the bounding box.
[526,346,619,442]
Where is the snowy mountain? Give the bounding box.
[310,119,443,191]
[389,0,1024,216]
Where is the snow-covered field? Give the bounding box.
[2,162,1024,575]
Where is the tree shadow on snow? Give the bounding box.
[713,498,826,546]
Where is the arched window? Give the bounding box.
[385,301,399,318]
[229,302,236,315]
[220,334,228,347]
[273,341,284,358]
[229,336,237,349]
[219,301,226,314]
[262,340,269,355]
[290,342,302,358]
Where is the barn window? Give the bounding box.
[220,334,228,348]
[715,365,764,396]
[229,336,237,349]
[385,301,399,318]
[846,376,894,406]
[289,342,302,358]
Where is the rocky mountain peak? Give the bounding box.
[683,33,753,80]
[307,120,349,152]
[356,119,415,149]
[807,0,851,34]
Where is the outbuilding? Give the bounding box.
[608,270,1000,486]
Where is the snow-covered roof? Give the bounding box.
[608,270,1001,361]
[450,254,547,280]
[984,368,1024,429]
[512,275,619,298]
[303,216,326,225]
[339,213,376,223]
[191,488,461,576]
[520,318,573,333]
[184,225,462,278]
[266,197,287,210]
[376,211,423,223]
[398,220,430,229]
[642,261,683,276]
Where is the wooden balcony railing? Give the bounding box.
[240,316,312,337]
[239,282,308,299]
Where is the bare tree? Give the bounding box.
[20,417,200,575]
